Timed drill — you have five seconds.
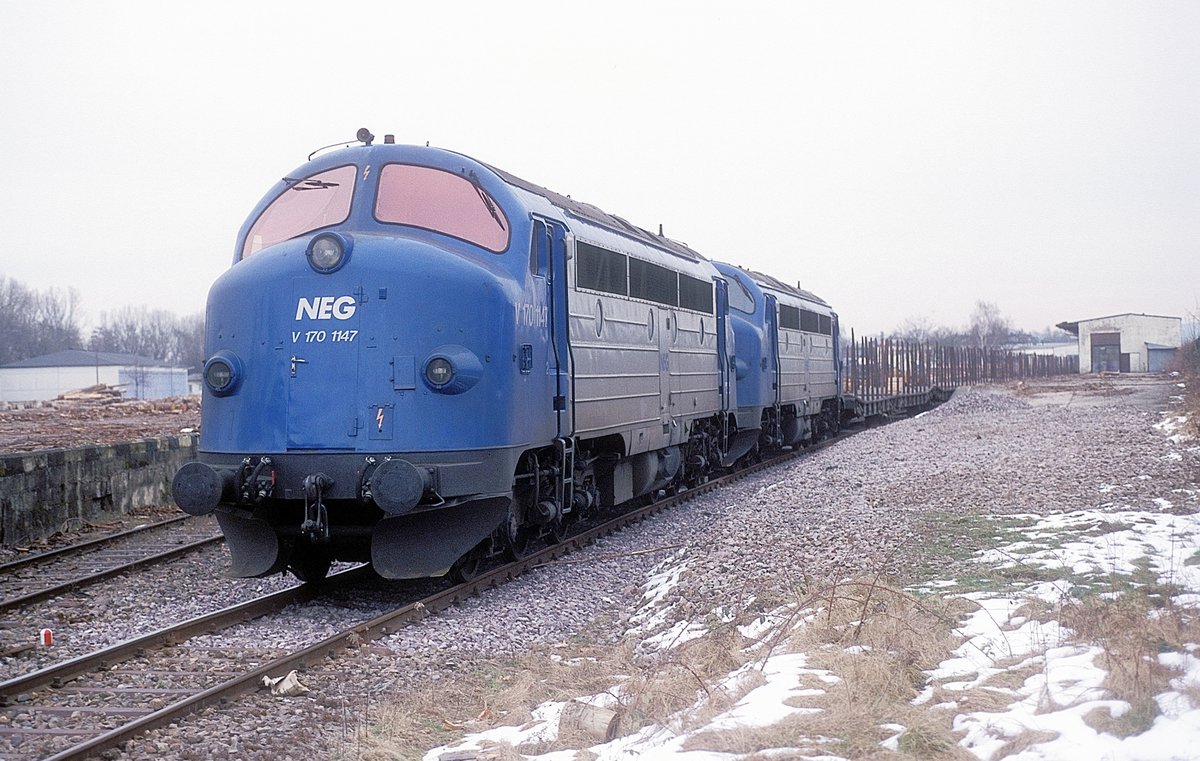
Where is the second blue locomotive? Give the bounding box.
[172,130,847,581]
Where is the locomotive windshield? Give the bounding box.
[374,164,510,253]
[241,165,357,260]
[728,275,756,314]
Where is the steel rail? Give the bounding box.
[0,515,194,575]
[0,535,225,614]
[0,565,375,704]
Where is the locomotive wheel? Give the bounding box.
[506,528,534,560]
[448,542,487,583]
[549,514,570,544]
[449,554,481,583]
[503,504,535,560]
[291,552,332,583]
[746,443,761,465]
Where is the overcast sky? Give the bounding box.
[2,1,1197,337]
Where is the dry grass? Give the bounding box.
[618,623,751,736]
[975,658,1043,693]
[681,578,975,759]
[990,728,1062,760]
[679,711,839,757]
[1059,591,1200,736]
[352,622,758,759]
[350,576,977,759]
[1175,347,1200,436]
[349,647,629,760]
[351,561,1200,759]
[802,579,961,672]
[1187,403,1200,438]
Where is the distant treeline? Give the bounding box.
[0,275,204,370]
[886,300,1073,349]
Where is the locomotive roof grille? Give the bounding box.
[483,163,706,263]
[741,266,830,308]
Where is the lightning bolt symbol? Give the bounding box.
[376,407,385,431]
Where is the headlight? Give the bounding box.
[422,346,483,394]
[306,232,352,273]
[425,357,454,387]
[206,361,233,389]
[204,352,242,396]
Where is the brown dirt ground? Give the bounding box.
[0,396,200,453]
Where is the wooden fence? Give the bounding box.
[843,333,1078,400]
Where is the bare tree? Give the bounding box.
[0,276,83,363]
[887,305,1070,351]
[891,314,959,344]
[89,307,205,370]
[892,315,937,342]
[174,313,206,371]
[0,277,35,364]
[968,300,1013,349]
[0,276,205,370]
[1186,298,1200,344]
[35,286,82,355]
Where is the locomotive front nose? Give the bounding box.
[172,461,235,516]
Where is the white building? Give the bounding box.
[1055,313,1182,373]
[0,349,189,402]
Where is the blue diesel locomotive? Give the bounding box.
[171,130,846,581]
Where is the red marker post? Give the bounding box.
[40,628,53,647]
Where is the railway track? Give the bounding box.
[0,516,224,628]
[0,433,846,761]
[0,564,387,761]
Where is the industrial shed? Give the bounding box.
[0,349,188,403]
[1055,313,1182,374]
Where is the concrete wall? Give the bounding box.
[1077,315,1183,373]
[0,433,197,547]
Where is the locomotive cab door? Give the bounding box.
[715,277,730,414]
[534,217,573,438]
[659,308,675,443]
[286,280,362,449]
[765,293,782,409]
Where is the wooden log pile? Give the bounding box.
[56,384,125,402]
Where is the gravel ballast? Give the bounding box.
[42,375,1198,760]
